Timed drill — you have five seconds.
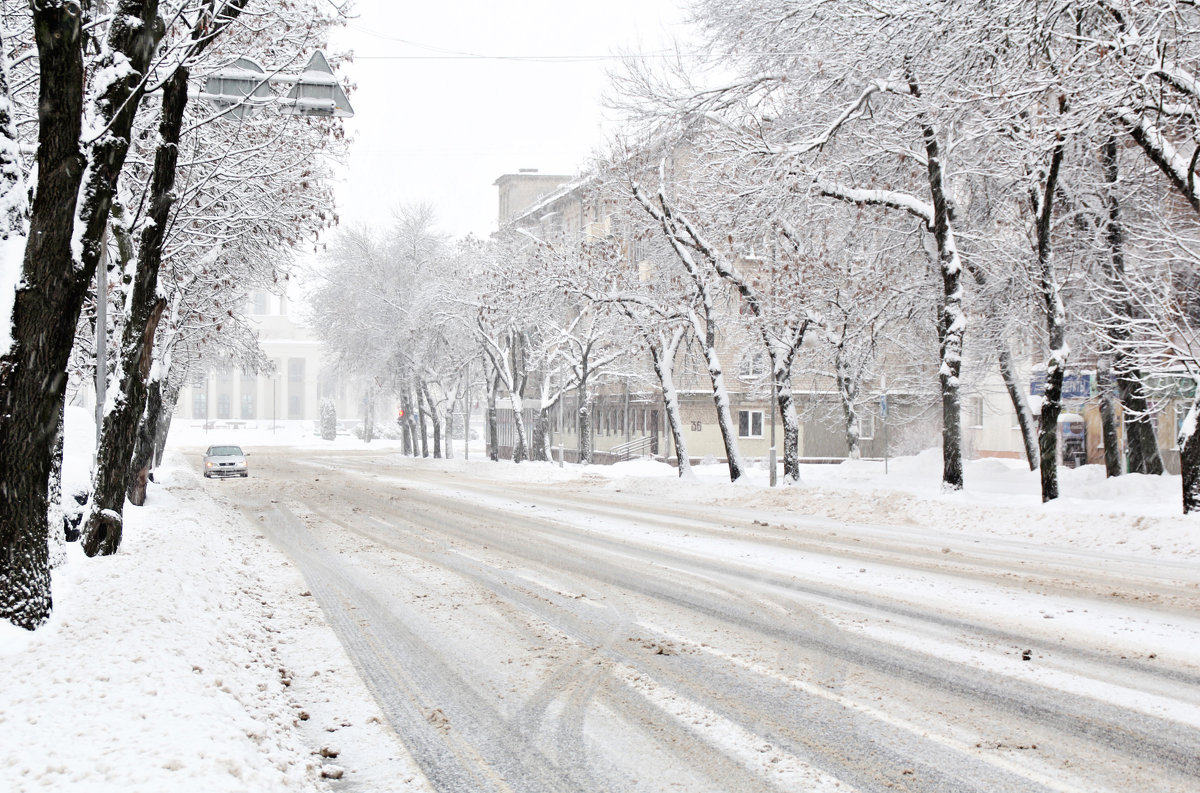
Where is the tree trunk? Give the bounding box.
[1098,362,1123,478]
[1119,374,1165,475]
[0,3,87,629]
[997,344,1039,471]
[1179,396,1200,513]
[910,70,965,491]
[533,407,551,462]
[47,399,67,570]
[415,385,429,458]
[690,309,745,482]
[509,393,528,463]
[421,381,442,459]
[646,327,692,478]
[835,351,861,460]
[128,374,165,507]
[1100,137,1163,477]
[84,64,189,555]
[508,332,529,463]
[486,369,500,462]
[154,380,181,467]
[83,298,166,557]
[1033,131,1067,503]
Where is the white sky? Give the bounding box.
[327,0,692,240]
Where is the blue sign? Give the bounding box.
[1031,372,1093,400]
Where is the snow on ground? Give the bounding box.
[2,410,1197,792]
[1,409,429,793]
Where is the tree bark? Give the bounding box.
[128,374,165,506]
[908,70,964,491]
[83,62,189,555]
[415,384,429,458]
[1033,127,1067,503]
[420,381,442,459]
[1100,138,1163,476]
[997,344,1039,471]
[645,326,692,478]
[154,379,181,467]
[1097,360,1123,478]
[1180,396,1200,514]
[486,367,500,462]
[0,2,87,629]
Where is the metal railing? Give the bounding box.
[608,436,656,462]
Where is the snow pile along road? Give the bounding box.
[0,455,427,793]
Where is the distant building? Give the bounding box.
[175,288,366,429]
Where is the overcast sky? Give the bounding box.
[327,1,691,240]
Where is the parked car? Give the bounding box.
[203,445,248,478]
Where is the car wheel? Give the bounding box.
[204,472,210,478]
[241,472,248,478]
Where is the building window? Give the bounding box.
[251,291,268,315]
[240,373,256,419]
[738,410,764,438]
[192,389,207,420]
[969,396,984,428]
[216,393,231,420]
[858,412,875,441]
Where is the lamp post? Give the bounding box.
[272,373,279,434]
[769,382,777,487]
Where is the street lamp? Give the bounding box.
[272,373,280,434]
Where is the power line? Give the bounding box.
[352,53,673,62]
[344,23,678,63]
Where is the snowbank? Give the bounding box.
[1,439,426,792]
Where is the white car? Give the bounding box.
[203,445,248,478]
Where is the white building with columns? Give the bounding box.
[175,289,365,430]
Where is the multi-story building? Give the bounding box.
[490,169,925,466]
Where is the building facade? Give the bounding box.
[175,288,366,430]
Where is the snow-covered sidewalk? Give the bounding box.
[0,453,427,793]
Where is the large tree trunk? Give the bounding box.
[84,65,189,554]
[0,4,87,629]
[1100,138,1164,476]
[83,64,189,556]
[83,298,165,556]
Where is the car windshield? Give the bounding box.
[208,446,243,456]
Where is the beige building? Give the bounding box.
[492,170,816,464]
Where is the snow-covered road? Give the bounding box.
[216,447,1200,793]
